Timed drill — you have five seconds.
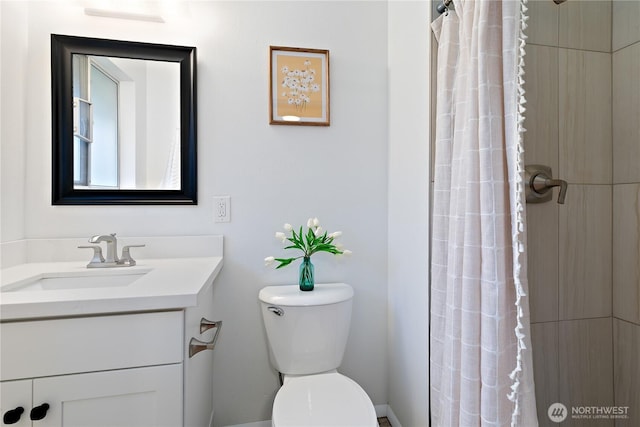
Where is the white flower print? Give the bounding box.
[278,57,322,112]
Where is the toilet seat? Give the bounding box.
[272,372,377,427]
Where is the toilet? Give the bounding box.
[259,283,377,427]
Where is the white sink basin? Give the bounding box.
[2,271,149,293]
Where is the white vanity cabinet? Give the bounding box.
[1,279,220,427]
[1,365,182,427]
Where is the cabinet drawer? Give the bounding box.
[1,311,183,381]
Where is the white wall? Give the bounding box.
[387,1,431,426]
[1,1,391,426]
[0,1,28,243]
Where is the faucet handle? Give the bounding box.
[78,245,105,267]
[120,245,145,266]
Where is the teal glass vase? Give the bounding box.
[299,257,314,291]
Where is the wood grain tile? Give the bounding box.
[559,318,614,427]
[559,0,611,53]
[559,49,612,184]
[531,322,560,427]
[527,0,559,47]
[613,43,640,184]
[614,319,640,426]
[559,185,612,320]
[524,44,559,173]
[527,201,559,323]
[524,43,561,323]
[613,184,640,324]
[612,0,640,52]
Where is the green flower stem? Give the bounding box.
[272,222,346,270]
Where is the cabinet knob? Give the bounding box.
[30,403,50,421]
[3,406,24,424]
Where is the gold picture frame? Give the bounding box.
[269,46,330,126]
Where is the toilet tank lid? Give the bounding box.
[259,283,353,306]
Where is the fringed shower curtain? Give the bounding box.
[430,1,538,426]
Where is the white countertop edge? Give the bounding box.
[0,256,223,321]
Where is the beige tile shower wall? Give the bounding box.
[531,322,559,427]
[559,185,612,319]
[614,319,640,426]
[613,184,640,325]
[612,14,640,426]
[525,0,616,422]
[524,1,613,323]
[612,42,640,184]
[523,45,559,173]
[612,4,640,427]
[559,318,615,427]
[523,42,560,322]
[526,0,558,47]
[558,0,611,52]
[559,49,612,184]
[523,43,560,323]
[527,201,559,323]
[612,0,640,51]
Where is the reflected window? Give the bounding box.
[73,56,119,188]
[72,54,90,185]
[89,62,119,188]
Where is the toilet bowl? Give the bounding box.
[259,283,377,427]
[272,372,377,427]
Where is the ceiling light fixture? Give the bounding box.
[84,8,165,23]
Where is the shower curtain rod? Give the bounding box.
[437,0,567,15]
[436,0,452,15]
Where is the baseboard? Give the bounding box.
[386,405,402,427]
[222,421,271,427]
[223,405,400,427]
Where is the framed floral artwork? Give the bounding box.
[269,46,330,126]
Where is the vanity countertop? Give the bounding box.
[0,256,223,321]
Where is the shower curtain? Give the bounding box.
[429,1,538,426]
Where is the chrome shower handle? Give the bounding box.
[531,175,568,204]
[525,165,568,204]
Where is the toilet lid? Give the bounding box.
[272,372,377,427]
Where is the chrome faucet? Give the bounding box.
[89,233,119,264]
[78,233,145,268]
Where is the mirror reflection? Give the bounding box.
[72,55,180,190]
[51,34,197,205]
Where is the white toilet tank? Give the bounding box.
[259,283,354,375]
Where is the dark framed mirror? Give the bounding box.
[51,34,197,205]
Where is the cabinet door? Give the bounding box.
[32,364,182,427]
[0,380,31,427]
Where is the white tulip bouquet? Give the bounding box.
[265,217,351,270]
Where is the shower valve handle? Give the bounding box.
[531,175,567,204]
[525,165,568,205]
